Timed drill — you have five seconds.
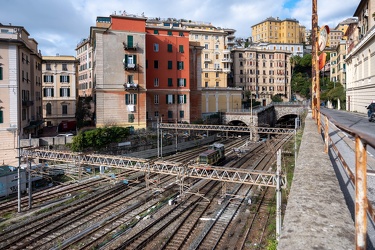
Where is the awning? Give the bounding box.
[23,120,44,130]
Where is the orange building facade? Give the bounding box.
[91,14,202,129]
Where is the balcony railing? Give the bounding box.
[124,63,137,70]
[22,100,34,107]
[221,58,233,63]
[123,42,138,50]
[124,83,138,90]
[204,58,212,63]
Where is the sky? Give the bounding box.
[1,0,359,56]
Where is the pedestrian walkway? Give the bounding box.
[278,111,355,249]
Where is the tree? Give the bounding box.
[75,97,93,129]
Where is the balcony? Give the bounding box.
[124,63,137,71]
[22,100,34,107]
[123,42,138,50]
[221,58,233,63]
[204,58,212,63]
[124,82,138,90]
[222,68,231,73]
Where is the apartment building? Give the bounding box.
[0,24,43,166]
[327,29,343,49]
[146,18,241,114]
[330,40,347,86]
[345,0,375,113]
[251,17,305,44]
[42,56,78,128]
[76,38,94,98]
[253,43,304,57]
[232,47,292,106]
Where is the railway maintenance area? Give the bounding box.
[0,113,361,249]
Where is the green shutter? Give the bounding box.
[67,88,70,97]
[125,94,129,105]
[51,88,54,97]
[60,76,62,82]
[43,88,47,97]
[127,35,133,48]
[134,94,137,104]
[168,78,172,86]
[184,95,186,103]
[67,76,70,83]
[133,55,137,65]
[51,76,54,82]
[179,45,184,53]
[168,44,172,52]
[172,95,175,104]
[125,55,128,65]
[166,95,168,104]
[0,67,2,80]
[0,110,3,123]
[60,88,62,97]
[154,30,158,34]
[184,78,186,87]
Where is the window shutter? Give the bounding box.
[168,78,172,86]
[0,110,3,123]
[184,95,186,103]
[125,55,128,65]
[125,94,129,105]
[0,67,2,80]
[67,88,70,97]
[173,95,175,104]
[43,75,46,82]
[184,79,186,87]
[60,88,63,97]
[67,76,70,83]
[134,94,137,104]
[133,55,137,65]
[127,35,133,48]
[51,76,54,82]
[166,95,168,104]
[51,88,54,97]
[43,88,47,97]
[60,76,62,82]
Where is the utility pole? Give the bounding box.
[311,0,319,121]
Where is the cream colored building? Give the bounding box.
[76,38,94,98]
[330,40,347,87]
[251,17,305,44]
[42,56,78,128]
[327,29,343,49]
[345,0,375,113]
[0,24,43,166]
[232,47,292,106]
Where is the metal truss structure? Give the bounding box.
[21,148,286,188]
[159,123,295,135]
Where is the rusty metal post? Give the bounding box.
[355,136,367,250]
[324,116,329,154]
[311,0,319,120]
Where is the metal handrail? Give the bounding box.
[318,109,372,250]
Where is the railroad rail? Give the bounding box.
[21,148,286,188]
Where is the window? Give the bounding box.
[43,88,54,97]
[168,61,173,69]
[128,114,135,123]
[216,72,219,78]
[168,110,173,118]
[168,78,173,87]
[168,31,172,36]
[154,30,159,34]
[62,105,68,115]
[60,88,70,97]
[179,32,184,37]
[179,45,184,53]
[46,64,51,70]
[178,95,186,104]
[125,94,137,105]
[155,111,159,117]
[204,44,208,49]
[22,109,26,121]
[205,82,208,87]
[205,73,208,78]
[154,43,159,52]
[154,94,159,104]
[0,110,3,123]
[154,60,159,69]
[216,82,219,87]
[124,55,137,68]
[60,75,70,83]
[62,64,68,71]
[127,35,134,48]
[46,103,52,115]
[205,35,208,40]
[177,61,184,70]
[195,34,199,39]
[179,110,184,118]
[167,44,173,52]
[178,78,186,87]
[127,75,134,83]
[154,78,159,87]
[166,94,175,104]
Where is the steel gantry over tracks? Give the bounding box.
[21,148,286,188]
[159,123,295,135]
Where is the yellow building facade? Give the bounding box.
[251,17,305,44]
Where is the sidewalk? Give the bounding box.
[278,111,354,249]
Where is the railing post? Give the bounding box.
[324,116,329,154]
[355,136,367,250]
